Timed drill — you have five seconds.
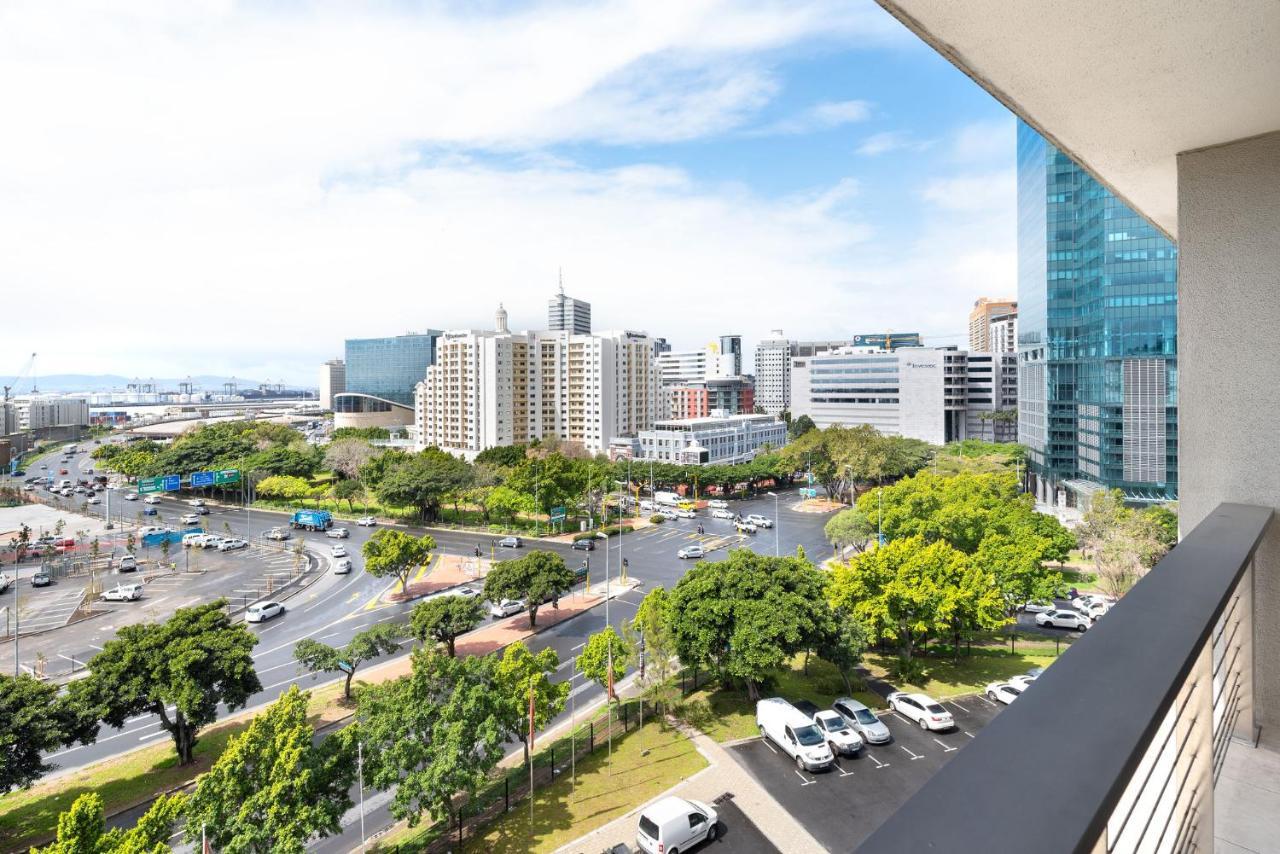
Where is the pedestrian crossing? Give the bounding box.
[624,524,749,554]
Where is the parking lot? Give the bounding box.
[727,694,1004,851]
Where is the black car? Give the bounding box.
[11,469,25,477]
[571,538,596,551]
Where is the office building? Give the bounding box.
[753,332,858,415]
[319,359,345,410]
[969,298,1018,351]
[790,347,1016,445]
[335,331,441,429]
[653,337,672,355]
[850,332,924,350]
[1017,121,1178,505]
[416,324,659,458]
[656,344,737,387]
[632,413,786,465]
[668,376,755,419]
[0,402,16,435]
[718,336,743,376]
[988,310,1018,354]
[14,395,91,430]
[547,283,591,335]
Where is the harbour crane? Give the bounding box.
[3,352,36,402]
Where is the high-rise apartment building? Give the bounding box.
[1017,120,1177,505]
[547,283,591,335]
[753,332,857,415]
[668,377,755,419]
[14,395,90,430]
[718,336,743,376]
[319,359,345,410]
[969,298,1018,351]
[988,311,1018,354]
[790,347,1017,445]
[335,331,441,429]
[416,326,659,458]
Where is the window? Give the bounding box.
[689,813,705,829]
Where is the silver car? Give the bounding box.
[832,697,893,744]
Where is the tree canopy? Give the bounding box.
[577,626,632,699]
[34,792,186,854]
[492,641,569,765]
[294,623,402,700]
[410,594,485,657]
[0,674,97,793]
[362,529,436,592]
[483,550,576,628]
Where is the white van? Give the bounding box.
[756,697,835,771]
[635,796,719,854]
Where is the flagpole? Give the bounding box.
[529,677,536,824]
[607,643,613,769]
[358,741,366,846]
[570,658,577,795]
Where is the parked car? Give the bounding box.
[118,554,138,572]
[489,598,525,618]
[1072,594,1114,619]
[707,499,729,509]
[887,692,955,731]
[331,544,347,558]
[31,569,52,587]
[1036,609,1091,631]
[265,527,290,541]
[746,514,773,529]
[639,499,656,511]
[143,495,160,505]
[102,583,143,602]
[180,513,200,525]
[734,519,757,534]
[635,796,719,854]
[218,538,249,552]
[356,516,377,526]
[0,573,12,594]
[245,601,285,622]
[199,535,225,549]
[123,492,139,501]
[756,697,835,771]
[674,507,696,519]
[832,697,893,744]
[711,508,734,520]
[1019,599,1055,613]
[812,708,865,756]
[194,506,210,515]
[676,544,705,560]
[571,537,596,551]
[333,558,353,575]
[85,495,100,505]
[182,533,206,548]
[985,682,1024,705]
[1008,667,1044,690]
[497,536,523,549]
[137,525,165,536]
[658,508,679,520]
[453,586,482,599]
[326,527,350,539]
[58,468,68,475]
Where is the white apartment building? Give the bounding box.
[790,347,1017,445]
[633,413,787,465]
[988,313,1018,354]
[753,332,856,415]
[416,327,659,458]
[319,359,346,410]
[13,395,90,430]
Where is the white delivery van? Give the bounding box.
[635,796,719,854]
[756,697,835,771]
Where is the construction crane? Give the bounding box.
[4,352,36,402]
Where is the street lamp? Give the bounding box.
[766,491,779,556]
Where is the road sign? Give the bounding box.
[214,469,241,485]
[138,476,164,494]
[549,506,566,522]
[191,471,215,488]
[162,474,180,492]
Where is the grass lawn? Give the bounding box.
[678,654,884,744]
[862,647,1057,699]
[0,682,346,850]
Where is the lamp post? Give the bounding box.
[766,491,779,556]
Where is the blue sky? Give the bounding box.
[0,1,1015,384]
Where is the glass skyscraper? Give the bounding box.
[342,332,441,407]
[1017,120,1178,505]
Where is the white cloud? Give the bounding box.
[921,169,1016,213]
[949,118,1016,163]
[749,99,874,135]
[854,130,933,156]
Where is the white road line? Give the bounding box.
[977,697,999,708]
[761,739,777,755]
[949,700,972,713]
[836,763,854,777]
[867,753,888,768]
[890,712,912,725]
[138,729,168,742]
[571,641,586,651]
[556,658,576,672]
[964,731,975,739]
[899,745,923,761]
[933,737,957,753]
[794,769,815,786]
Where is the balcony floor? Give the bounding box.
[1216,731,1280,852]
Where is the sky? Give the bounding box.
[0,0,1015,387]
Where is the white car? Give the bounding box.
[264,528,290,541]
[326,527,350,539]
[734,519,757,534]
[102,583,143,602]
[707,499,729,509]
[218,538,249,552]
[710,508,734,520]
[1072,594,1114,619]
[85,495,101,505]
[812,709,864,756]
[356,516,377,527]
[1019,599,1055,613]
[674,508,696,519]
[489,598,525,618]
[143,495,160,505]
[330,544,347,558]
[746,514,773,529]
[187,498,206,507]
[199,535,224,549]
[676,544,705,559]
[137,525,166,536]
[182,533,206,548]
[658,509,679,520]
[1008,668,1044,690]
[639,499,656,511]
[453,586,482,599]
[179,513,200,525]
[887,692,955,731]
[123,492,139,501]
[333,558,353,575]
[635,796,719,854]
[1036,609,1091,631]
[245,601,285,622]
[985,682,1024,705]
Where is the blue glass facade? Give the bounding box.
[1016,120,1178,503]
[343,333,440,406]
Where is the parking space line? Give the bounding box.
[963,731,975,739]
[834,761,854,778]
[890,712,911,725]
[976,697,999,708]
[949,700,972,713]
[867,753,889,768]
[899,745,923,761]
[761,739,777,755]
[932,738,957,753]
[794,769,816,786]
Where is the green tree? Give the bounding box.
[629,587,680,712]
[0,674,97,793]
[474,443,528,469]
[493,641,569,765]
[816,617,869,694]
[1143,503,1179,549]
[255,475,312,503]
[788,414,817,439]
[374,448,472,523]
[331,478,365,512]
[577,626,632,699]
[824,508,876,556]
[294,623,403,701]
[33,791,186,854]
[71,600,261,765]
[358,648,505,829]
[483,550,576,628]
[410,594,484,657]
[362,528,436,593]
[486,484,535,524]
[669,550,834,700]
[183,686,357,854]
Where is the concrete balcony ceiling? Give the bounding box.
[873,0,1280,238]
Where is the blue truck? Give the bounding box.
[289,509,332,531]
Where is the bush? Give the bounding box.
[649,514,666,524]
[599,523,634,537]
[572,532,599,542]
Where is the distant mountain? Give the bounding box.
[12,374,269,393]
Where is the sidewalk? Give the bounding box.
[555,721,825,854]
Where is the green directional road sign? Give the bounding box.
[549,506,567,522]
[214,469,241,485]
[138,476,165,494]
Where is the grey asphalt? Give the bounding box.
[726,694,1004,851]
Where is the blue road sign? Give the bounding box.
[191,471,215,488]
[162,474,181,492]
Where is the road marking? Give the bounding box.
[138,729,168,742]
[964,731,975,739]
[890,712,911,725]
[867,753,889,768]
[794,769,816,786]
[761,738,777,754]
[899,745,923,761]
[977,696,999,708]
[949,700,972,713]
[933,738,957,753]
[835,762,854,777]
[556,658,576,672]
[570,641,586,651]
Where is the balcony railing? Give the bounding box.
[859,502,1272,854]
